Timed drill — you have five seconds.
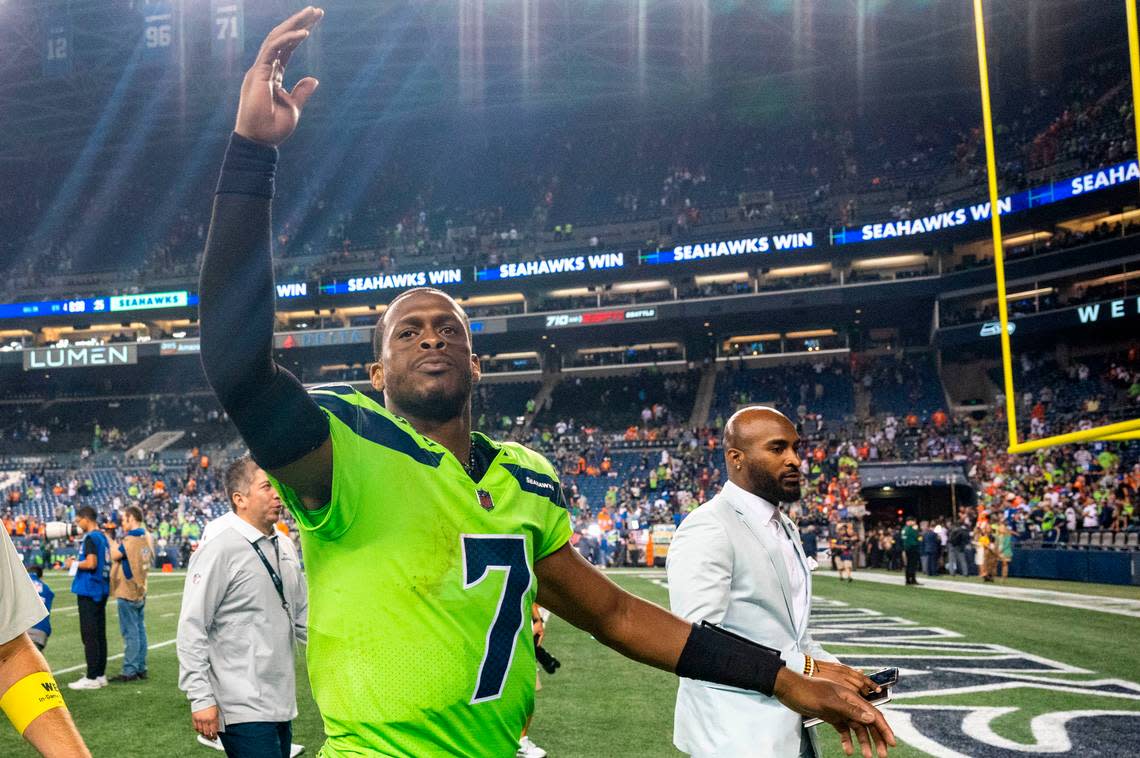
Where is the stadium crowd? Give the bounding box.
[1,57,1132,307]
[2,348,1137,583]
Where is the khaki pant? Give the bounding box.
[982,548,998,577]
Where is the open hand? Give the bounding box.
[235,6,324,146]
[773,668,896,758]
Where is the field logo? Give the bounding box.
[809,598,1140,756]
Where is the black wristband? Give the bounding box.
[216,132,278,198]
[675,621,786,697]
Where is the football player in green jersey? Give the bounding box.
[198,8,895,758]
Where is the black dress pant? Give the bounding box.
[904,547,921,584]
[77,594,108,679]
[220,721,292,758]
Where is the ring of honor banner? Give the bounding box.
[43,9,73,77]
[211,0,245,66]
[141,1,175,65]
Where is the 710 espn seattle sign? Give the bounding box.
[23,345,138,371]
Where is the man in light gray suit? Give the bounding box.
[669,407,888,758]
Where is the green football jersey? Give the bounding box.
[268,385,572,757]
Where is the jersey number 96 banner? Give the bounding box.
[141,1,175,64]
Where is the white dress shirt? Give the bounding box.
[722,480,809,633]
[199,511,240,543]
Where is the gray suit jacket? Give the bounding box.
[667,484,836,757]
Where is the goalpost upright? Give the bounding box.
[971,0,1140,454]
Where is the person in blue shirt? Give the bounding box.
[68,506,111,690]
[26,564,54,650]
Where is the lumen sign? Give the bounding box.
[23,345,138,370]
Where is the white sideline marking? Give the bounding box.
[815,570,1140,618]
[52,591,183,615]
[53,638,177,676]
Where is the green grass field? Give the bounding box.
[3,570,1138,757]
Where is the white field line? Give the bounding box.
[52,638,177,676]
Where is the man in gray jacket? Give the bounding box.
[177,456,308,758]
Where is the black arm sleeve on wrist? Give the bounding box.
[199,133,329,471]
[675,621,786,698]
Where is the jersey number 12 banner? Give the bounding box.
[43,10,73,77]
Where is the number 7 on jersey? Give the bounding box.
[461,535,533,704]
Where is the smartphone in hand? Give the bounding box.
[803,667,898,728]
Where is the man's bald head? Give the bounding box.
[723,406,803,504]
[723,406,794,450]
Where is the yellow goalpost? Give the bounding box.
[971,0,1140,454]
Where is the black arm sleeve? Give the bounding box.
[198,133,329,470]
[675,621,786,697]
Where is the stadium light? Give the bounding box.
[1001,231,1052,247]
[786,329,835,339]
[850,254,925,270]
[1002,287,1054,301]
[767,264,830,277]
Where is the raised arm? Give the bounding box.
[198,7,331,508]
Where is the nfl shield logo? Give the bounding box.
[477,489,495,511]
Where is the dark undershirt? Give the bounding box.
[198,133,329,470]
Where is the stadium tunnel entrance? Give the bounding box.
[859,462,976,525]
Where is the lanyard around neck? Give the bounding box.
[250,538,289,614]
